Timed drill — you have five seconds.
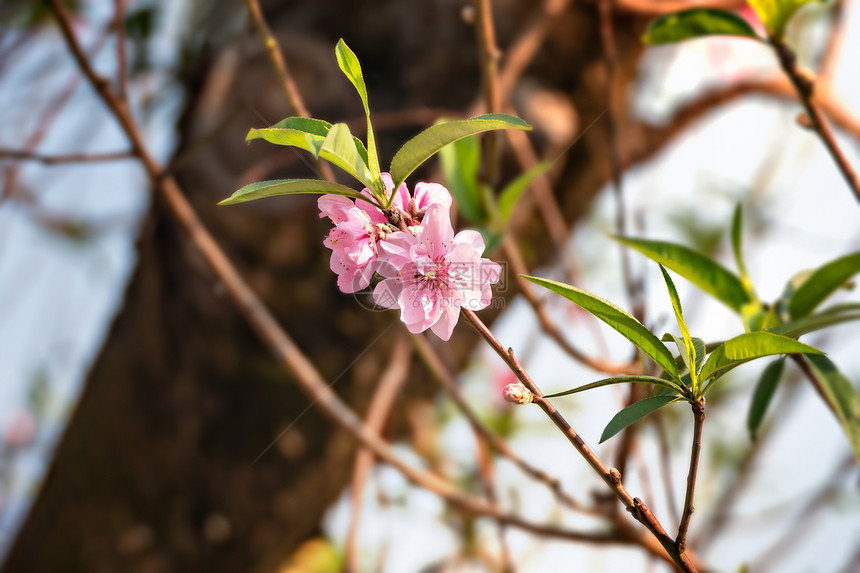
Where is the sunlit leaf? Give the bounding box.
[523,275,680,380]
[747,358,785,440]
[599,395,680,443]
[321,123,373,187]
[643,9,760,44]
[335,39,382,194]
[389,114,531,192]
[699,331,822,382]
[248,118,370,173]
[804,354,860,464]
[788,251,860,319]
[614,236,751,312]
[219,179,365,206]
[660,265,699,390]
[748,0,825,41]
[543,375,687,399]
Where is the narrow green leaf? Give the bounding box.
[732,204,758,302]
[335,39,382,193]
[660,265,698,390]
[389,114,532,191]
[498,161,551,222]
[320,123,373,188]
[599,395,680,443]
[804,354,860,464]
[614,236,751,312]
[219,179,365,206]
[438,134,484,221]
[769,303,860,339]
[749,0,824,41]
[523,275,680,380]
[747,358,785,441]
[699,331,822,382]
[266,116,332,136]
[692,337,706,374]
[543,375,687,399]
[643,8,761,44]
[788,251,860,319]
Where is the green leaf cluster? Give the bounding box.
[220,40,531,208]
[525,205,860,457]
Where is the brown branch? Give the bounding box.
[790,354,837,416]
[47,0,666,556]
[771,41,860,204]
[501,235,635,375]
[242,0,335,182]
[0,149,134,164]
[461,308,700,572]
[112,0,128,100]
[497,0,570,103]
[411,332,599,515]
[676,399,705,559]
[344,336,411,573]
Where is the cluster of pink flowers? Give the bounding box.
[318,174,501,340]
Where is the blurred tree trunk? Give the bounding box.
[4,2,648,571]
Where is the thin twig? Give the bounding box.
[48,0,672,558]
[461,308,700,572]
[501,235,634,375]
[242,0,335,182]
[771,40,860,204]
[0,149,134,164]
[410,332,599,515]
[344,336,411,573]
[790,354,837,416]
[676,399,705,558]
[112,0,128,100]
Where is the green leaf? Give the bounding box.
[543,375,688,399]
[523,275,680,380]
[664,334,706,378]
[748,0,824,41]
[248,118,370,175]
[599,395,680,443]
[614,236,751,312]
[438,134,484,221]
[219,179,365,206]
[804,354,860,464]
[643,8,761,44]
[660,265,699,390]
[335,39,382,194]
[321,123,373,188]
[747,358,785,440]
[692,337,706,374]
[498,162,551,222]
[389,114,532,192]
[769,303,860,339]
[732,204,758,301]
[699,331,822,382]
[788,251,860,319]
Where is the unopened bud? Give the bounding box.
[503,382,533,405]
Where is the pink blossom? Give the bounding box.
[318,194,380,293]
[372,204,501,340]
[318,174,453,294]
[3,409,36,448]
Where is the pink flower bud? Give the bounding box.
[502,382,533,405]
[4,409,36,448]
